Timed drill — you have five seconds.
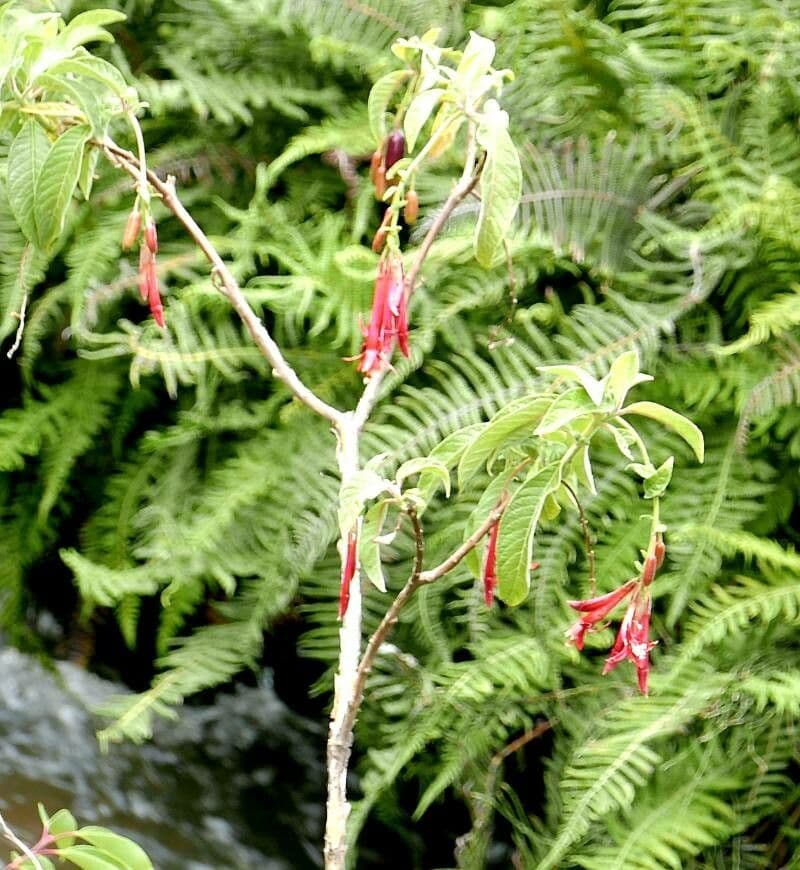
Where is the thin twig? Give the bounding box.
[562,480,596,595]
[346,491,509,737]
[459,720,554,865]
[6,293,28,359]
[0,810,43,870]
[97,138,343,427]
[488,239,519,349]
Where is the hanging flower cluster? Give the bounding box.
[566,535,665,694]
[358,253,409,376]
[123,206,165,328]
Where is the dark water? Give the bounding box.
[0,648,324,868]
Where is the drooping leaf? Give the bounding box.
[621,402,705,462]
[368,69,412,144]
[34,124,90,252]
[474,100,522,267]
[457,395,549,488]
[496,463,561,605]
[7,120,51,244]
[404,88,443,152]
[359,501,389,592]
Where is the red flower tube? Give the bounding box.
[482,520,500,607]
[565,578,638,651]
[338,531,358,619]
[603,587,656,694]
[357,254,409,376]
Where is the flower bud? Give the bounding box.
[403,190,419,225]
[654,535,666,569]
[144,218,158,254]
[371,208,392,253]
[369,150,382,185]
[642,554,657,586]
[384,130,405,171]
[373,164,387,200]
[122,209,141,251]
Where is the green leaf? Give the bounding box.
[574,444,596,495]
[404,88,443,152]
[34,124,90,252]
[606,349,652,406]
[47,57,130,99]
[455,31,496,89]
[367,69,412,144]
[56,845,124,870]
[419,423,484,505]
[338,469,394,537]
[457,396,549,489]
[359,501,389,592]
[605,422,636,460]
[535,388,594,436]
[496,464,561,605]
[621,402,705,462]
[538,364,605,405]
[48,808,78,848]
[474,100,522,267]
[57,10,127,52]
[7,120,51,244]
[75,828,152,870]
[396,456,450,498]
[643,456,674,499]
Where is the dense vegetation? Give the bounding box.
[2,0,800,867]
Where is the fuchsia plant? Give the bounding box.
[0,9,706,868]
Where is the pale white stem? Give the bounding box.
[0,810,43,870]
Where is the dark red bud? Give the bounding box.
[145,218,158,254]
[338,531,358,619]
[642,554,657,587]
[122,209,141,251]
[384,130,405,171]
[403,190,419,225]
[146,258,165,328]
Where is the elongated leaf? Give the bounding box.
[7,120,51,244]
[368,69,412,144]
[538,364,605,405]
[496,464,561,605]
[34,124,90,252]
[457,396,549,489]
[57,10,126,52]
[404,88,443,152]
[359,501,389,592]
[535,388,594,436]
[621,402,705,462]
[55,846,124,870]
[76,828,152,870]
[474,100,521,267]
[644,455,674,499]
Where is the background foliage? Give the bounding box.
[2,0,799,867]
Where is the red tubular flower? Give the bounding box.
[338,531,358,619]
[565,579,637,651]
[357,254,409,376]
[483,520,500,607]
[138,243,165,328]
[642,554,657,587]
[602,588,656,694]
